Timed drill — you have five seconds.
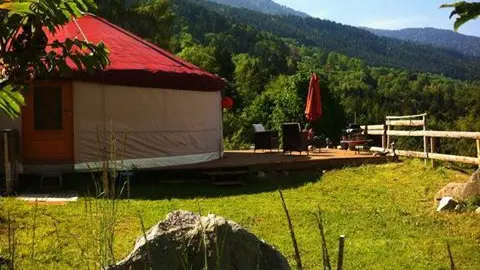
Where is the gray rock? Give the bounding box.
[435,183,465,201]
[435,169,480,201]
[109,210,291,270]
[470,168,480,182]
[437,197,459,212]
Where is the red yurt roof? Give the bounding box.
[46,14,225,91]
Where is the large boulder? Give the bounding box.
[435,183,465,201]
[435,169,480,201]
[109,210,291,270]
[460,169,480,199]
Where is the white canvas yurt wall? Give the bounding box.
[73,81,223,171]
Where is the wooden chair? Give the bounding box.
[282,123,309,155]
[252,124,279,153]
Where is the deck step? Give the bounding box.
[212,180,245,186]
[39,173,63,188]
[205,169,248,187]
[204,170,249,176]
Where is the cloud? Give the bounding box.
[359,16,429,30]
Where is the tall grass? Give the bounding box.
[279,190,348,270]
[6,210,16,269]
[279,189,302,270]
[137,212,152,270]
[29,200,37,267]
[447,241,456,270]
[87,122,129,269]
[315,209,332,270]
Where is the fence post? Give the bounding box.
[382,124,386,149]
[477,137,480,168]
[386,124,391,149]
[337,235,345,270]
[430,137,436,168]
[423,115,428,165]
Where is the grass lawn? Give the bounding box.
[1,159,479,269]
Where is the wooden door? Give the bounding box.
[22,81,74,164]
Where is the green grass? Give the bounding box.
[1,159,480,269]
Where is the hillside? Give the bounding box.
[185,0,480,80]
[365,27,480,57]
[206,0,309,17]
[207,1,480,61]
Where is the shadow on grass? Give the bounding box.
[22,169,323,200]
[129,171,322,200]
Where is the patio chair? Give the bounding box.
[282,123,309,155]
[252,124,279,153]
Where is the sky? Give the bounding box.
[275,0,480,37]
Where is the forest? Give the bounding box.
[93,0,480,157]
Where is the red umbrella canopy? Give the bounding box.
[305,73,323,122]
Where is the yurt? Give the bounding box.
[0,14,226,173]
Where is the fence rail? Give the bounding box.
[385,120,425,127]
[365,130,480,139]
[362,113,480,166]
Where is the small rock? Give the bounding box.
[373,152,387,157]
[476,207,480,214]
[257,171,266,178]
[454,204,464,211]
[437,197,459,212]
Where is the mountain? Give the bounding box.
[206,0,309,17]
[178,0,480,80]
[364,27,480,57]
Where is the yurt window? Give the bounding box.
[33,86,63,130]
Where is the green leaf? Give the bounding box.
[0,84,25,118]
[1,0,110,118]
[454,14,480,31]
[0,2,33,15]
[441,1,480,31]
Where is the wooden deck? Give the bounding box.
[15,149,394,189]
[160,149,394,173]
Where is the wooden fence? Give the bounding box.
[361,113,480,166]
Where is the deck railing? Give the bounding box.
[361,113,480,166]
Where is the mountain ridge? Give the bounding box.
[205,0,480,59]
[206,0,309,17]
[364,27,480,57]
[184,0,480,80]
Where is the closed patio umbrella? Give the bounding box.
[305,73,323,122]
